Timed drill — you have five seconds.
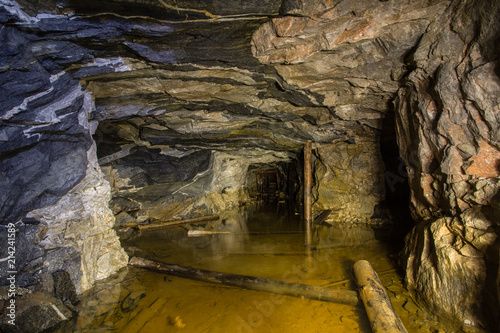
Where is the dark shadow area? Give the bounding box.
[378,106,413,246]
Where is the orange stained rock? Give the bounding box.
[466,140,500,177]
[333,20,372,45]
[272,16,312,37]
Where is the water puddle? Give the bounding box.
[58,203,457,332]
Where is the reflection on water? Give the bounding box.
[58,203,457,333]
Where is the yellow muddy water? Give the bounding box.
[61,204,458,333]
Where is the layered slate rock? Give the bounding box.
[0,4,128,293]
[0,32,92,223]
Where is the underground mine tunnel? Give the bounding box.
[1,0,500,332]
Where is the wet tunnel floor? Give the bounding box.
[59,204,457,333]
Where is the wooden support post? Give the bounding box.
[304,141,313,224]
[353,260,408,333]
[304,218,314,270]
[129,257,359,306]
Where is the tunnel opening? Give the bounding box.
[92,118,303,227]
[245,161,300,205]
[378,107,413,245]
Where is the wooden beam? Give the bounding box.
[353,260,408,333]
[187,230,303,237]
[129,257,359,306]
[149,200,193,222]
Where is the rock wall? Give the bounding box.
[0,4,128,292]
[313,141,386,223]
[394,0,500,329]
[26,142,129,293]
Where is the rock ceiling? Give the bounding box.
[6,0,447,157]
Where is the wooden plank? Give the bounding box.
[304,141,313,223]
[187,230,233,236]
[129,257,359,306]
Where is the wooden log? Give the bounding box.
[115,222,140,229]
[187,230,234,236]
[187,230,304,237]
[353,260,408,333]
[229,252,307,256]
[138,215,219,230]
[129,257,359,306]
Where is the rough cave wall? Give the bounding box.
[0,3,130,293]
[394,0,500,329]
[251,0,500,329]
[313,141,386,223]
[0,44,128,295]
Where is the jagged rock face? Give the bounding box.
[393,0,500,329]
[394,0,500,219]
[26,142,129,293]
